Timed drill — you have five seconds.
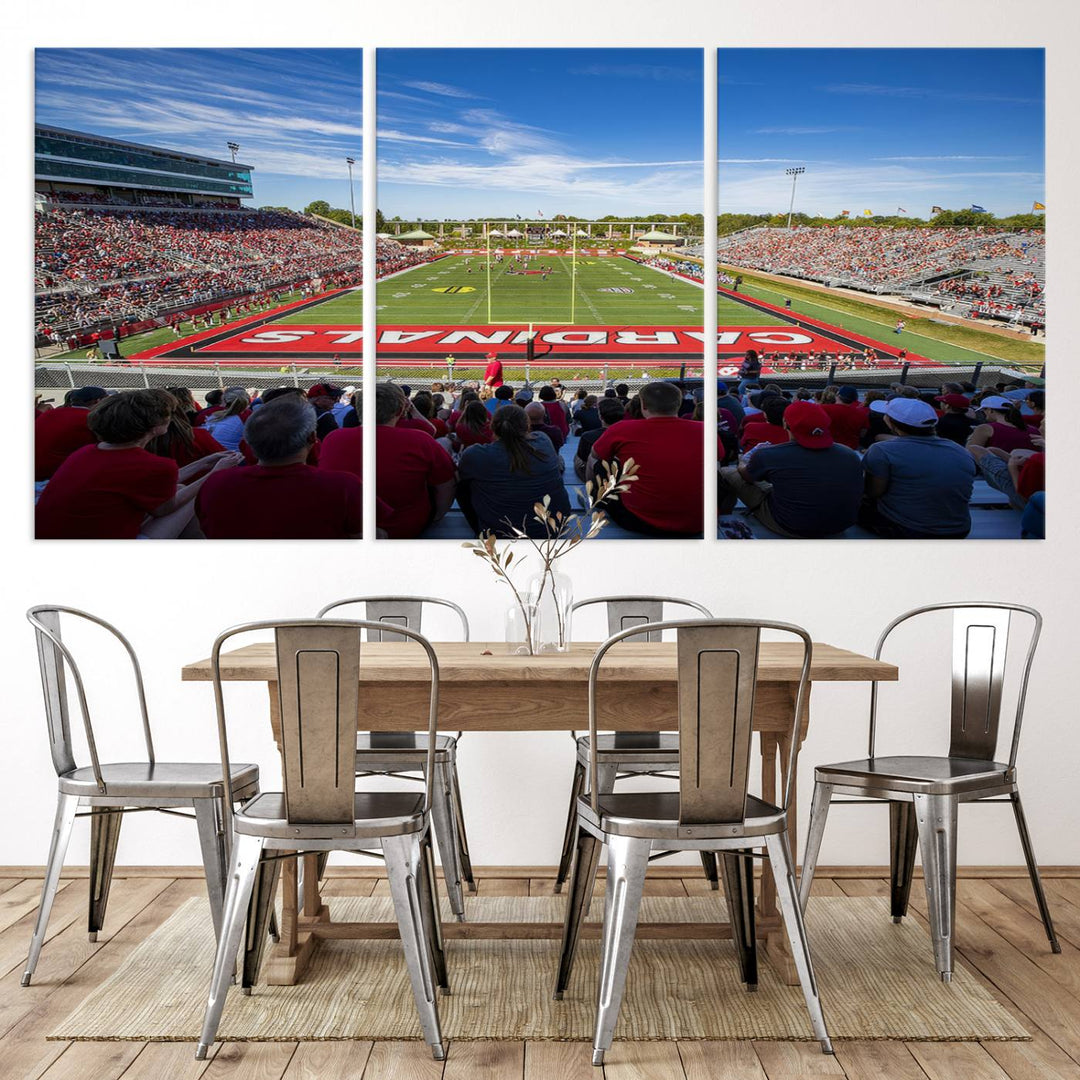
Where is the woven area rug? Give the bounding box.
[51,895,1026,1043]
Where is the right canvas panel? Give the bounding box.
[717,48,1045,540]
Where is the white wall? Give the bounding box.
[3,0,1077,871]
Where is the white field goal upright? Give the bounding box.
[475,218,686,326]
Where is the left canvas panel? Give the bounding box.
[33,48,366,539]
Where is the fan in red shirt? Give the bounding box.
[197,397,365,539]
[740,395,790,451]
[330,383,456,539]
[36,388,241,539]
[589,381,710,537]
[35,385,108,480]
[483,353,504,389]
[538,385,570,438]
[820,386,870,450]
[192,388,225,426]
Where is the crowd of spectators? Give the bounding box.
[34,204,434,344]
[715,364,1045,539]
[717,226,1045,292]
[33,362,1045,541]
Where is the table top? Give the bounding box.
[182,640,898,684]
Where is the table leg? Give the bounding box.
[757,685,811,985]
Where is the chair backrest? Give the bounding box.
[571,596,713,642]
[211,619,440,825]
[870,602,1041,768]
[587,619,811,823]
[316,596,469,642]
[26,606,154,790]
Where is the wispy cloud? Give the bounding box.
[402,79,481,99]
[753,126,855,136]
[875,154,1024,162]
[570,63,698,82]
[824,83,1039,105]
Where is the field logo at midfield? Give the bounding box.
[599,287,634,294]
[433,286,475,294]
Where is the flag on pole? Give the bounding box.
[931,206,944,214]
[863,209,873,217]
[971,204,987,213]
[897,207,907,214]
[537,210,544,218]
[1033,201,1046,211]
[839,209,850,217]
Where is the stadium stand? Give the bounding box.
[717,226,1045,327]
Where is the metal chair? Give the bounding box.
[23,606,261,987]
[316,596,474,919]
[554,619,832,1066]
[554,596,716,893]
[799,602,1060,982]
[196,618,447,1062]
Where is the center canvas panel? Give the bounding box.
[373,48,706,541]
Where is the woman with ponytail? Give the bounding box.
[967,394,1040,453]
[457,404,570,537]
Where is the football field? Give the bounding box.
[377,254,703,325]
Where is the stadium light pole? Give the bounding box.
[226,141,240,163]
[785,166,805,230]
[345,157,357,230]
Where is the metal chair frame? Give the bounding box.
[554,596,716,893]
[196,618,447,1062]
[799,602,1060,982]
[554,618,832,1065]
[316,596,474,918]
[23,606,261,988]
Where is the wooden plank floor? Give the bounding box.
[1,868,1076,1080]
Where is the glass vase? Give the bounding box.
[504,601,540,655]
[527,570,573,653]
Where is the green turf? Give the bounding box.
[719,267,1044,370]
[376,254,702,326]
[275,288,362,324]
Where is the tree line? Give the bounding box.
[718,209,1045,235]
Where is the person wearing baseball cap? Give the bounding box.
[861,397,976,538]
[718,400,863,537]
[935,393,975,446]
[483,352,504,390]
[968,395,1040,454]
[35,385,109,481]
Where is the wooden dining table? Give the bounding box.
[182,639,897,986]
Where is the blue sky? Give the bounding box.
[720,49,1045,217]
[35,49,362,211]
[378,49,702,218]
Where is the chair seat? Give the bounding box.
[234,791,426,840]
[578,790,785,841]
[576,733,679,766]
[356,733,456,761]
[815,755,1015,795]
[59,761,259,799]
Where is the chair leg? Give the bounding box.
[194,798,228,941]
[720,850,757,990]
[241,854,281,993]
[446,753,476,893]
[913,793,958,981]
[700,852,720,891]
[554,824,602,999]
[595,763,619,795]
[383,832,445,1060]
[554,759,586,893]
[1010,790,1061,953]
[765,831,833,1054]
[417,826,450,993]
[592,834,651,1066]
[196,833,264,1060]
[22,792,78,986]
[889,800,919,924]
[798,781,833,912]
[87,807,124,942]
[429,761,465,921]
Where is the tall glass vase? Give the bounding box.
[505,601,540,655]
[527,570,573,653]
